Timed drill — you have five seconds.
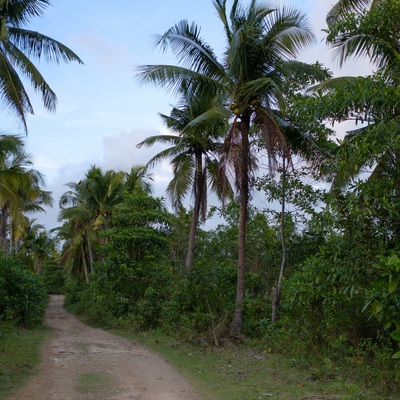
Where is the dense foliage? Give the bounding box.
[1,0,400,397]
[0,257,46,327]
[60,6,400,392]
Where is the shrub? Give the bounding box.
[0,257,47,327]
[40,263,66,294]
[162,263,236,336]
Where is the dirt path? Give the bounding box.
[8,295,201,400]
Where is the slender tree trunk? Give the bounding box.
[81,243,90,284]
[1,207,8,256]
[87,237,94,274]
[186,153,204,271]
[231,115,250,334]
[393,151,400,242]
[272,154,287,322]
[9,217,13,255]
[37,258,42,274]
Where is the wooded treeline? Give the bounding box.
[0,0,400,395]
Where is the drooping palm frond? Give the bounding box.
[236,77,283,109]
[264,6,316,60]
[327,0,377,24]
[136,64,224,98]
[152,20,225,81]
[0,50,31,130]
[166,153,194,210]
[3,39,57,110]
[308,76,361,94]
[330,32,395,70]
[0,0,50,26]
[137,134,180,149]
[0,1,82,132]
[330,121,399,190]
[8,28,83,64]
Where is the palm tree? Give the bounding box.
[137,91,232,271]
[0,134,51,255]
[58,166,125,279]
[309,0,400,189]
[56,216,91,283]
[0,0,83,132]
[327,0,377,21]
[326,0,400,81]
[124,165,154,194]
[137,0,323,332]
[19,219,55,273]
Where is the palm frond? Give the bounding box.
[8,28,84,64]
[136,64,223,98]
[0,50,31,131]
[136,134,180,149]
[151,19,225,82]
[3,39,57,111]
[0,0,50,26]
[166,154,194,210]
[265,6,316,60]
[181,104,228,133]
[327,0,374,24]
[307,75,361,94]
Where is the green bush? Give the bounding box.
[162,263,236,336]
[282,237,377,344]
[0,257,47,327]
[40,263,66,294]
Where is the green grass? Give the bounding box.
[111,329,397,400]
[76,371,112,394]
[0,325,50,400]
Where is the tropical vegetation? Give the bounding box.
[0,0,83,132]
[1,0,400,398]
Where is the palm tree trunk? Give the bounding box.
[272,154,287,322]
[9,217,13,255]
[81,243,90,284]
[230,115,250,334]
[37,258,42,274]
[1,207,8,256]
[186,153,204,271]
[87,237,94,274]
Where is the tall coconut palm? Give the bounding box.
[137,91,232,271]
[0,134,51,255]
[124,165,154,194]
[58,166,125,278]
[137,0,324,332]
[18,219,55,273]
[0,0,83,132]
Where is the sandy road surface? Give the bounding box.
[8,295,201,400]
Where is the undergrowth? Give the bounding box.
[0,325,50,400]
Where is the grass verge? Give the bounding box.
[0,324,51,400]
[111,328,397,400]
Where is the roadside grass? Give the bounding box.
[76,371,112,394]
[111,328,397,400]
[0,324,50,400]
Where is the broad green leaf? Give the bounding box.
[372,302,384,316]
[390,331,400,342]
[392,351,400,359]
[388,280,399,294]
[384,321,393,330]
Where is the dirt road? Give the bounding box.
[8,295,201,400]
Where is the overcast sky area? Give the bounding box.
[0,0,373,231]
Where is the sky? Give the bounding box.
[0,0,373,231]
